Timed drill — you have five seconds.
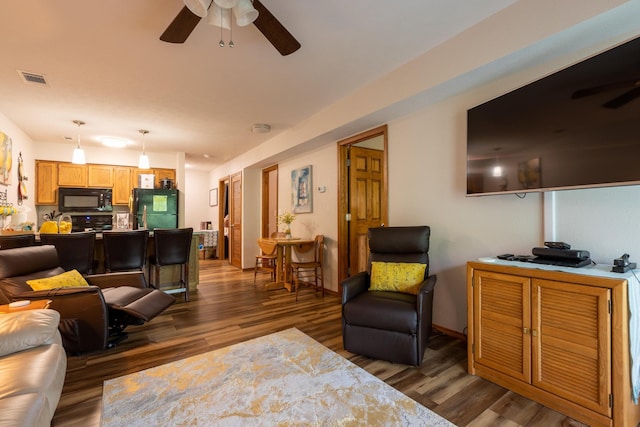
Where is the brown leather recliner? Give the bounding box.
[0,245,175,354]
[341,226,436,366]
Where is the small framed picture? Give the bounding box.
[209,188,218,207]
[115,212,130,230]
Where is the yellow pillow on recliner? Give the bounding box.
[369,262,427,295]
[27,269,89,291]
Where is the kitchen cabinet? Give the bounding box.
[88,165,114,187]
[35,161,176,205]
[58,163,87,187]
[154,168,176,188]
[113,167,133,205]
[35,161,58,205]
[467,261,640,427]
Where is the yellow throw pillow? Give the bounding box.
[369,262,427,295]
[27,269,89,291]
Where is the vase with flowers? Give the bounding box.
[277,211,296,238]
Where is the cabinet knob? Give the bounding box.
[523,327,529,335]
[532,329,538,337]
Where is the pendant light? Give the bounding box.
[71,120,86,164]
[138,129,150,170]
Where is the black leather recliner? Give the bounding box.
[341,226,436,366]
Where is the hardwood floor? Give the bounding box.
[52,259,586,426]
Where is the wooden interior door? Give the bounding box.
[348,146,384,275]
[338,125,388,283]
[261,165,278,238]
[230,172,242,268]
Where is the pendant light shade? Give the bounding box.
[138,129,150,170]
[233,0,258,26]
[184,0,212,17]
[71,120,86,165]
[138,153,150,170]
[72,147,86,165]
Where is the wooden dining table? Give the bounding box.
[257,237,315,292]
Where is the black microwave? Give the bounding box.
[58,187,113,212]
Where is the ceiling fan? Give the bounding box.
[160,0,301,56]
[571,78,640,109]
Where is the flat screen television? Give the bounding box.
[466,35,640,196]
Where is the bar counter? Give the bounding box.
[30,231,200,294]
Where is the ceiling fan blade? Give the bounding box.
[252,0,301,56]
[160,6,202,43]
[571,78,640,99]
[602,86,640,109]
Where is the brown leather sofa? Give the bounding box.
[341,226,436,366]
[0,245,176,353]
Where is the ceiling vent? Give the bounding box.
[17,70,49,86]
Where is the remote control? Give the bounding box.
[544,241,571,250]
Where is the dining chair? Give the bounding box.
[148,228,193,302]
[291,235,324,301]
[39,231,97,275]
[102,229,149,273]
[254,232,285,284]
[0,234,36,250]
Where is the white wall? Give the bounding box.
[209,1,640,334]
[0,113,37,226]
[183,169,212,230]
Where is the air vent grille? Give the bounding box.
[17,70,49,86]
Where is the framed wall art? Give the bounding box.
[291,165,312,214]
[0,131,13,186]
[209,188,218,207]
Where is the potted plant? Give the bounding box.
[277,211,296,238]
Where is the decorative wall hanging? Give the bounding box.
[17,152,27,205]
[0,131,13,185]
[291,165,312,214]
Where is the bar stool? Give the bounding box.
[103,230,149,273]
[0,234,36,249]
[148,228,193,302]
[40,231,97,275]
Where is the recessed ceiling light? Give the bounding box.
[99,136,129,148]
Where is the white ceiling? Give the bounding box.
[0,0,519,170]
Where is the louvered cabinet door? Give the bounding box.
[473,270,531,383]
[532,279,611,417]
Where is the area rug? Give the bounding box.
[101,328,454,426]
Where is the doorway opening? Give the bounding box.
[218,177,230,261]
[261,165,279,238]
[337,125,388,287]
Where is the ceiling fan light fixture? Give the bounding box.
[214,0,239,8]
[233,0,259,27]
[184,0,213,18]
[205,4,231,30]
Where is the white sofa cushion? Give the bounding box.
[0,309,60,357]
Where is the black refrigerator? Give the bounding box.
[132,188,178,230]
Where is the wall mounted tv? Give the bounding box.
[466,35,640,196]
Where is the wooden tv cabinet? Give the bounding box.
[467,261,640,427]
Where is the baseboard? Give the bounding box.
[433,324,466,342]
